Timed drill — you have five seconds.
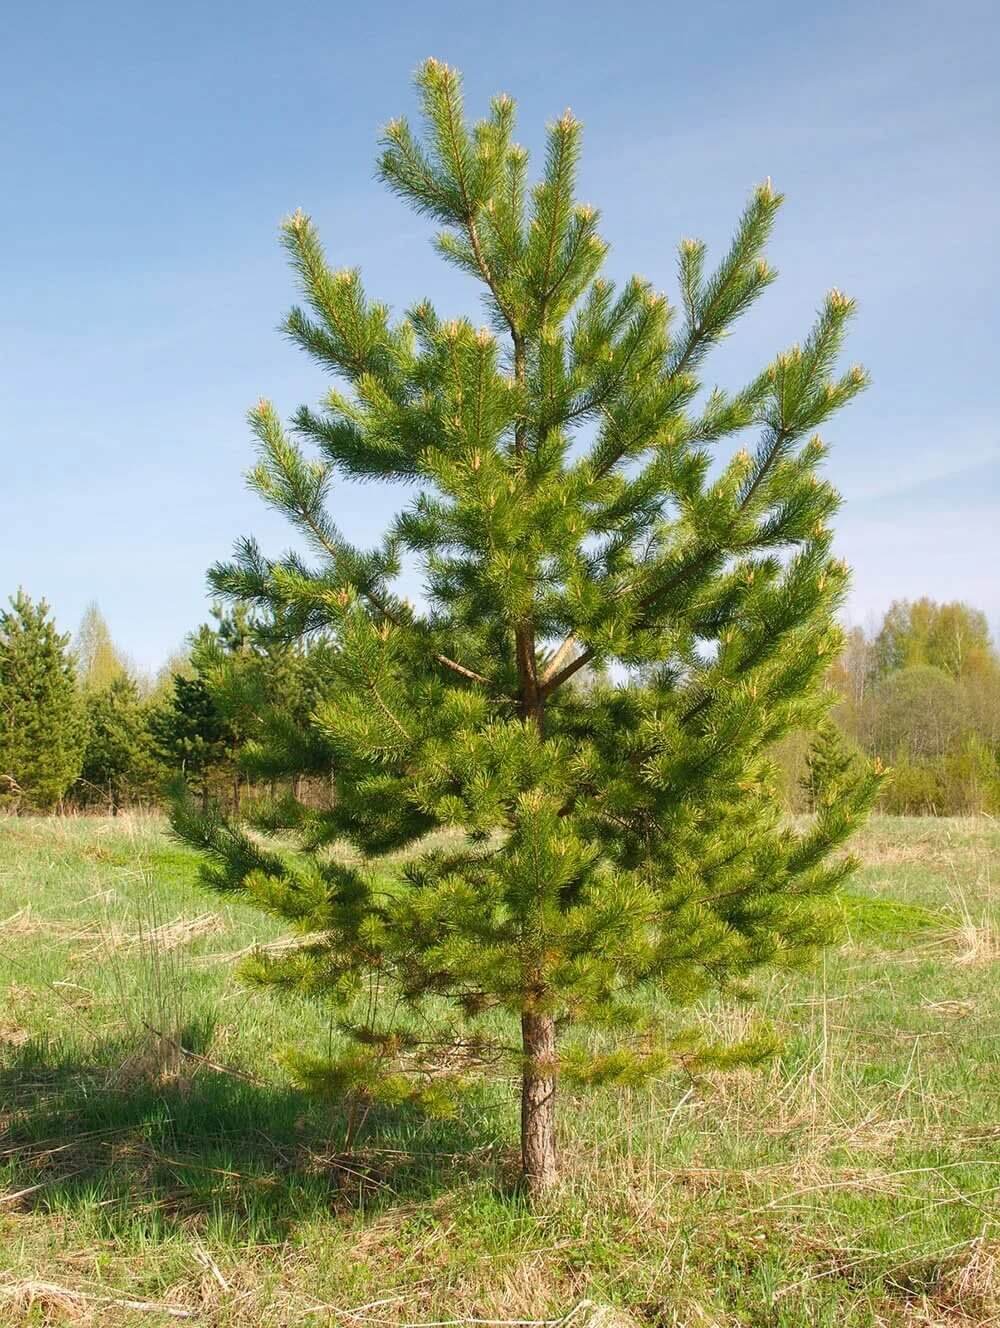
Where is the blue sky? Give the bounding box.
[3,0,997,670]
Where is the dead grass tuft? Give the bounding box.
[0,1274,195,1322]
[0,1277,86,1324]
[951,916,999,966]
[117,912,223,953]
[921,998,976,1018]
[901,1237,1000,1325]
[0,1018,29,1047]
[111,1026,193,1090]
[0,906,223,954]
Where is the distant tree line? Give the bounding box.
[0,590,997,817]
[779,598,1000,815]
[0,593,331,814]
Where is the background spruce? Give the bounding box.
[0,590,86,812]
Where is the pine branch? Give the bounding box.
[433,653,492,686]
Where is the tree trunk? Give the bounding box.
[514,614,554,1193]
[520,1010,557,1193]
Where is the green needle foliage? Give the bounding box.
[152,674,234,812]
[77,675,158,813]
[801,720,871,814]
[0,591,86,811]
[175,61,882,1191]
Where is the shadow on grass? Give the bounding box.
[0,1033,513,1243]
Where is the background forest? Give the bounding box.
[2,591,997,819]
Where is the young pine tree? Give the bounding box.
[176,62,882,1191]
[801,720,868,813]
[0,591,86,811]
[190,605,335,799]
[78,674,157,813]
[151,674,234,812]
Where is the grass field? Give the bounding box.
[1,815,998,1326]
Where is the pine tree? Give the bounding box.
[175,61,882,1191]
[77,674,158,812]
[190,605,335,801]
[0,591,86,811]
[150,673,233,811]
[801,720,867,813]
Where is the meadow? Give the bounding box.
[0,814,998,1326]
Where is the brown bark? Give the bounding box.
[520,1010,557,1193]
[515,624,544,730]
[508,290,554,1190]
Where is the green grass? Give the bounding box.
[1,814,998,1326]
